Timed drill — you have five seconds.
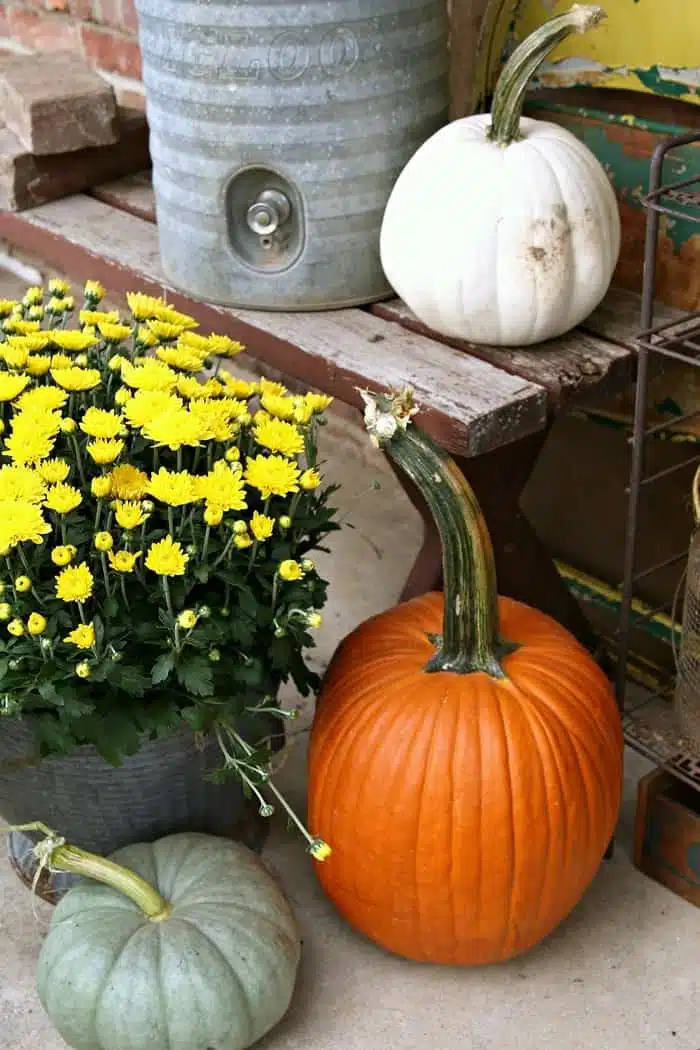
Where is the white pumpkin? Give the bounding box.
[380,4,620,348]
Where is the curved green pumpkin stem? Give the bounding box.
[2,821,172,921]
[488,4,606,147]
[360,388,513,677]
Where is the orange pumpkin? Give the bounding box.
[307,389,624,965]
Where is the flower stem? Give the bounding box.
[161,576,174,618]
[69,434,88,490]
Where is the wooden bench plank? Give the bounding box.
[0,195,547,458]
[372,298,634,410]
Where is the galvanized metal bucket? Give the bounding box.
[0,718,263,901]
[135,0,450,310]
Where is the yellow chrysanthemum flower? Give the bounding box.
[107,549,142,573]
[178,331,210,353]
[108,463,148,501]
[25,354,51,377]
[0,465,45,504]
[278,559,304,581]
[0,373,29,402]
[12,408,63,437]
[156,346,206,372]
[148,304,197,330]
[16,386,68,414]
[207,334,245,357]
[50,353,73,370]
[0,499,51,550]
[300,468,322,491]
[175,376,223,401]
[292,399,314,425]
[148,468,199,507]
[303,392,334,414]
[64,622,95,648]
[26,305,44,321]
[146,319,186,341]
[261,392,296,420]
[114,388,131,407]
[121,390,183,430]
[84,280,105,302]
[114,500,147,530]
[259,378,288,398]
[51,367,102,391]
[51,545,76,566]
[187,400,238,443]
[145,535,189,576]
[98,321,133,342]
[91,476,112,499]
[3,318,40,335]
[44,483,82,515]
[22,287,43,306]
[198,461,247,512]
[120,358,179,392]
[0,299,19,317]
[94,531,113,552]
[47,296,73,314]
[80,407,122,440]
[233,533,253,550]
[87,439,123,465]
[220,375,258,399]
[177,608,198,630]
[80,309,119,326]
[38,458,70,484]
[250,511,275,542]
[55,562,93,603]
[3,429,56,466]
[203,505,223,526]
[7,618,24,636]
[108,355,126,373]
[49,329,99,352]
[142,408,206,450]
[8,332,51,354]
[2,344,28,369]
[244,454,300,499]
[134,326,159,348]
[253,417,305,457]
[27,612,47,636]
[127,292,168,320]
[48,278,70,297]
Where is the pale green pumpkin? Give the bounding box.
[36,832,301,1050]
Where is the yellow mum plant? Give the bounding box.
[0,281,339,855]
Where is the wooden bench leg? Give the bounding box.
[393,427,600,654]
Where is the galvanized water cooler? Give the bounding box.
[135,1,450,311]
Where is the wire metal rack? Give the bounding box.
[616,131,700,792]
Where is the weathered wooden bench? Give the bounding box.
[0,173,670,654]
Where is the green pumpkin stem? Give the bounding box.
[360,389,511,677]
[487,4,606,147]
[2,821,172,921]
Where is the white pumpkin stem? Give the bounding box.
[1,820,172,921]
[360,388,513,677]
[488,4,606,147]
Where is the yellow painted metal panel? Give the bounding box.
[508,0,700,105]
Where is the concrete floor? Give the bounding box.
[0,265,697,1049]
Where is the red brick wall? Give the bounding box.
[0,1,144,108]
